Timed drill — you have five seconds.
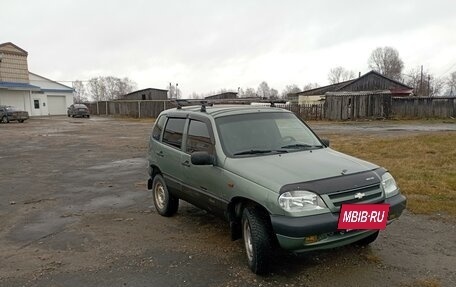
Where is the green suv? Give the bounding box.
[147,104,406,274]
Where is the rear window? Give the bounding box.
[186,120,213,154]
[162,118,186,149]
[152,116,166,140]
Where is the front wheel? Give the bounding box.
[242,207,274,274]
[152,174,179,217]
[1,116,8,123]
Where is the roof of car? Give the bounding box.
[164,104,291,118]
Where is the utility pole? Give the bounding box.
[428,74,431,97]
[420,65,423,97]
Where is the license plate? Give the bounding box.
[338,204,390,230]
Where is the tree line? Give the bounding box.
[73,47,456,102]
[72,76,137,103]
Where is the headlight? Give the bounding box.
[382,172,399,197]
[278,190,326,212]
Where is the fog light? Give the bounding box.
[304,235,319,244]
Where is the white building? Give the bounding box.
[0,42,74,116]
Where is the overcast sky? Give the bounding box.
[2,0,456,96]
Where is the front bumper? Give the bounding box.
[270,193,406,251]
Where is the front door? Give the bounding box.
[181,119,227,216]
[31,98,42,116]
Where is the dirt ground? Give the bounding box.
[0,116,455,287]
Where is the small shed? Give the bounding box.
[122,88,168,100]
[205,92,238,100]
[289,70,413,105]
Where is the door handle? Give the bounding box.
[181,160,190,167]
[155,151,164,157]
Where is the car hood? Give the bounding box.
[223,148,379,193]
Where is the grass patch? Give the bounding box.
[330,132,456,217]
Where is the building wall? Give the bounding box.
[0,43,29,83]
[0,90,30,110]
[298,95,323,105]
[123,89,168,100]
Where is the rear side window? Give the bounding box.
[152,116,166,141]
[186,120,213,154]
[162,118,186,149]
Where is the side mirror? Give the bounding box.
[321,139,330,147]
[191,151,214,165]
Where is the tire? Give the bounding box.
[18,120,24,123]
[1,116,8,123]
[152,174,179,217]
[242,206,274,274]
[354,231,379,246]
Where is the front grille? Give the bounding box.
[326,183,383,209]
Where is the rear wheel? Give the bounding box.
[18,119,24,123]
[242,206,274,274]
[152,174,179,217]
[1,116,8,123]
[354,231,379,246]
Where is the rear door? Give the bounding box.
[157,117,187,196]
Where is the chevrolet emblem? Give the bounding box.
[354,192,365,199]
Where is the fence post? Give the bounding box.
[163,101,166,111]
[96,101,99,115]
[138,101,141,118]
[106,101,108,115]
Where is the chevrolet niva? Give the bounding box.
[147,104,406,274]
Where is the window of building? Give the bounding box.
[162,118,186,149]
[34,100,39,109]
[186,120,213,154]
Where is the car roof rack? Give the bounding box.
[200,100,213,112]
[173,99,191,109]
[269,100,286,107]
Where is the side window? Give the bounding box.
[186,120,214,154]
[152,116,166,141]
[162,118,186,149]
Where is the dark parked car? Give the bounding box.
[0,105,29,123]
[67,104,90,118]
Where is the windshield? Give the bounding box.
[216,112,323,157]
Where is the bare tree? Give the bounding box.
[405,67,444,97]
[257,81,271,98]
[87,76,137,100]
[328,67,355,84]
[72,80,88,103]
[167,83,181,99]
[368,46,404,81]
[243,88,257,98]
[447,71,456,96]
[270,88,279,100]
[281,84,301,98]
[87,77,106,101]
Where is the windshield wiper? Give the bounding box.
[281,143,323,149]
[233,149,288,156]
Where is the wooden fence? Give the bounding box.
[83,97,456,120]
[85,100,177,118]
[391,97,456,118]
